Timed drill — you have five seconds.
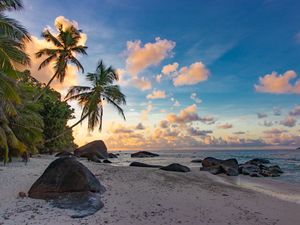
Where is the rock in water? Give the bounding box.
[130,162,162,168]
[160,163,190,172]
[191,159,202,163]
[103,159,112,163]
[28,157,106,218]
[201,157,239,176]
[108,153,118,158]
[74,140,108,161]
[131,151,159,158]
[245,158,270,165]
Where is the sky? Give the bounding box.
[9,0,300,150]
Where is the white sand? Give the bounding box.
[1,155,300,225]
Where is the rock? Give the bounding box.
[55,151,74,157]
[238,164,260,175]
[260,165,283,177]
[131,151,159,158]
[108,153,118,158]
[74,140,108,160]
[28,157,106,199]
[191,159,202,163]
[130,162,162,168]
[28,157,105,218]
[201,157,239,176]
[249,173,262,177]
[245,158,270,165]
[18,192,27,198]
[103,159,111,163]
[160,163,190,172]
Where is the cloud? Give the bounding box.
[289,105,300,116]
[217,123,233,129]
[280,116,296,127]
[156,74,162,83]
[263,128,287,136]
[255,70,300,94]
[162,62,179,75]
[141,102,153,121]
[261,120,273,127]
[190,92,202,104]
[187,127,213,136]
[159,120,169,129]
[108,123,134,134]
[125,37,175,77]
[132,77,152,90]
[147,90,166,99]
[257,112,267,119]
[263,128,300,146]
[173,62,209,86]
[22,16,88,95]
[136,123,145,130]
[166,104,216,124]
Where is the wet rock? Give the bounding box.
[245,158,270,165]
[108,153,118,158]
[201,157,239,176]
[130,162,162,168]
[160,163,190,172]
[103,159,112,163]
[131,151,159,158]
[191,159,202,163]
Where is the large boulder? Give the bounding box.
[191,159,202,163]
[201,157,239,176]
[131,151,159,158]
[74,140,108,161]
[28,157,105,199]
[130,161,162,168]
[160,163,190,172]
[28,157,106,218]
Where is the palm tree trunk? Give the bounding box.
[44,113,89,143]
[33,73,57,102]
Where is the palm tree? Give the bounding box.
[45,60,126,143]
[0,0,30,71]
[34,23,87,101]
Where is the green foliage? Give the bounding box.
[65,60,126,132]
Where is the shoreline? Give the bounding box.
[1,156,300,225]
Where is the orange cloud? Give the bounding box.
[162,62,178,75]
[173,62,209,86]
[126,37,175,77]
[217,123,233,129]
[141,102,153,121]
[255,70,300,94]
[147,90,166,99]
[22,16,87,95]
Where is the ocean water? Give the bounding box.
[110,149,300,184]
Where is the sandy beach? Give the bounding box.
[0,156,299,225]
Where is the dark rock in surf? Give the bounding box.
[130,161,162,168]
[160,163,190,172]
[131,151,159,158]
[201,157,239,176]
[74,140,108,162]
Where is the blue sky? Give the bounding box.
[10,0,300,149]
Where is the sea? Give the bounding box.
[110,149,300,185]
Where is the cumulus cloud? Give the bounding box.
[125,37,175,77]
[187,127,213,136]
[156,74,162,83]
[289,105,300,116]
[147,90,166,99]
[141,102,153,121]
[162,62,179,75]
[23,16,87,94]
[173,62,209,86]
[166,104,215,124]
[261,120,273,127]
[255,70,300,94]
[190,92,202,104]
[132,77,152,90]
[217,123,233,129]
[280,116,296,127]
[257,112,267,119]
[233,131,246,135]
[263,128,300,146]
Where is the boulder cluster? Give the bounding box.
[201,157,283,177]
